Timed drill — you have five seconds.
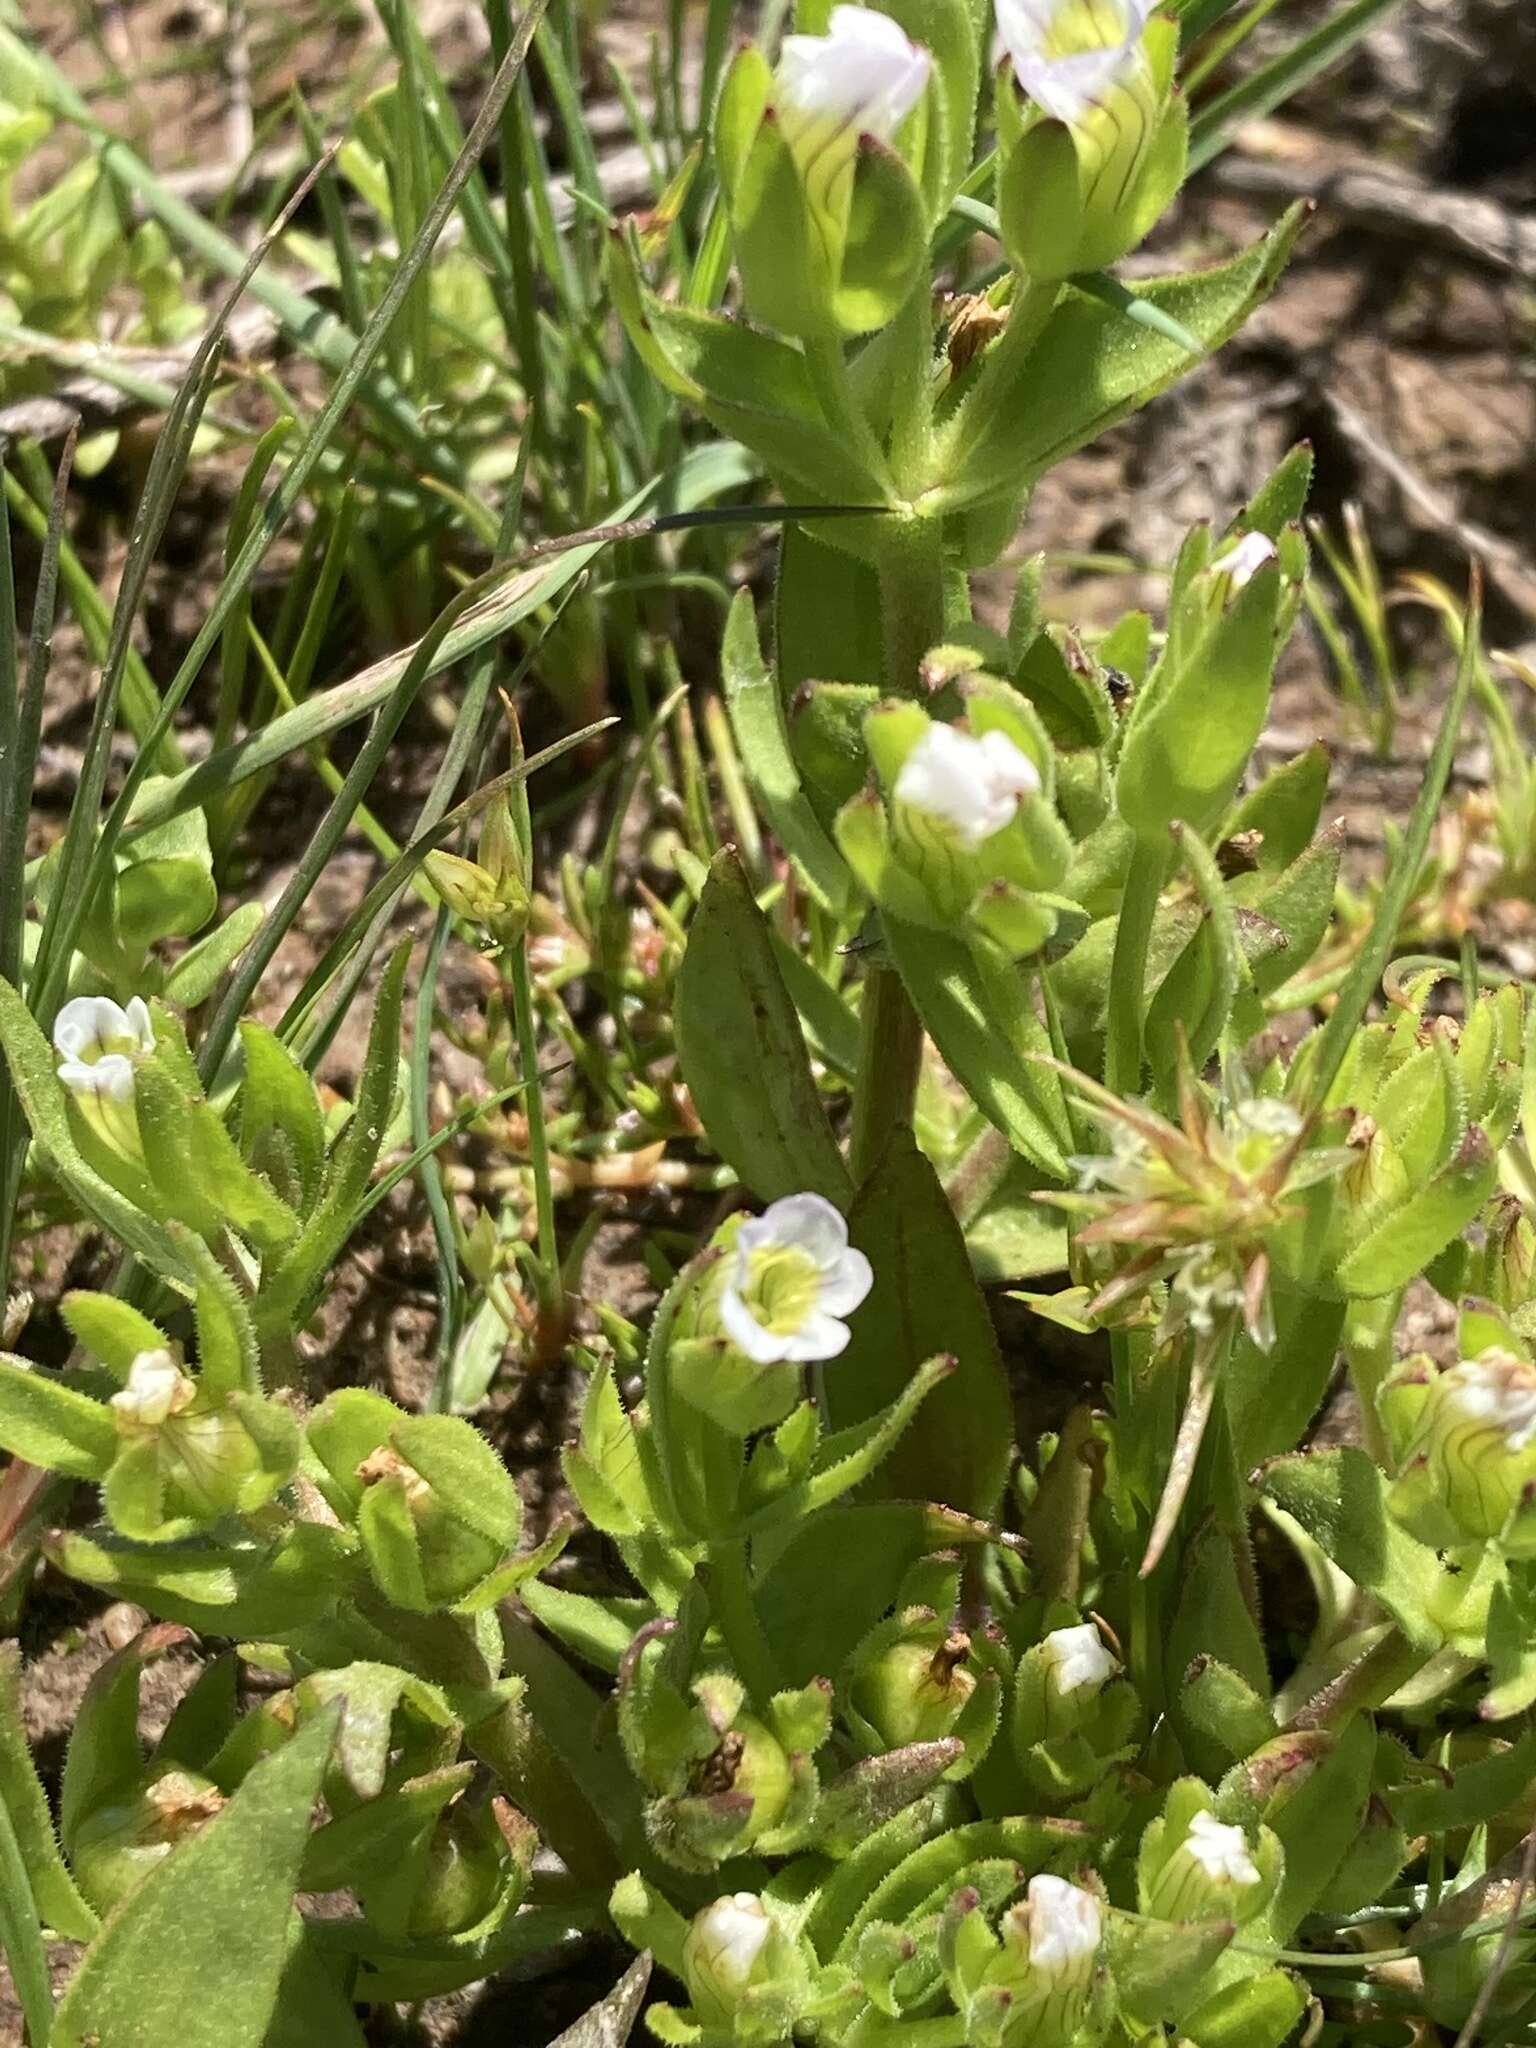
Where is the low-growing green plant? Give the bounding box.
[15,0,1536,2044]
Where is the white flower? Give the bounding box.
[1182,1811,1261,1888]
[1021,1873,1102,1972]
[777,6,931,148]
[110,1348,195,1432]
[684,1893,773,2010]
[994,0,1156,125]
[893,723,1041,854]
[1209,531,1279,590]
[1441,1351,1536,1453]
[1042,1622,1119,1697]
[720,1193,873,1365]
[53,995,154,1104]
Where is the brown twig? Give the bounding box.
[1451,1826,1536,2048]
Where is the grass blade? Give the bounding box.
[1303,571,1481,1109]
[1189,0,1409,171]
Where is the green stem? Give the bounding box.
[705,1537,779,1710]
[1288,1624,1425,1732]
[876,514,947,699]
[802,333,894,499]
[1343,1295,1398,1467]
[1104,840,1164,1096]
[506,938,562,1318]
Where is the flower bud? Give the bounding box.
[836,698,1070,959]
[682,1892,805,2024]
[853,1628,977,1749]
[1392,1348,1536,1549]
[1139,1784,1277,1927]
[1013,1623,1119,1747]
[71,1767,225,1909]
[407,1800,518,1940]
[425,795,530,947]
[110,1348,194,1433]
[981,1876,1103,2046]
[994,0,1184,281]
[716,7,932,338]
[104,1349,281,1533]
[53,994,155,1163]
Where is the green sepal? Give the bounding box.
[834,135,929,335]
[1179,1967,1307,2048]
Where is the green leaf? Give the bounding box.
[775,518,884,698]
[358,1478,432,1613]
[182,1228,259,1399]
[883,918,1071,1178]
[675,849,850,1205]
[0,1643,98,1941]
[52,1705,339,2048]
[60,1625,188,1857]
[1224,1288,1345,1470]
[0,1787,53,2048]
[184,1099,302,1253]
[720,589,850,911]
[1181,1967,1306,2048]
[1145,824,1240,1096]
[163,901,264,1008]
[1262,1713,1377,1940]
[1222,741,1329,870]
[0,1355,116,1478]
[1334,1125,1496,1297]
[239,1021,326,1216]
[1388,1725,1536,1837]
[755,1502,983,1688]
[948,206,1306,506]
[45,1522,345,1639]
[607,231,879,502]
[59,1294,167,1383]
[1258,1448,1446,1651]
[831,1129,1012,1517]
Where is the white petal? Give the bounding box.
[58,1053,137,1103]
[1043,1622,1119,1694]
[894,722,1035,853]
[1184,1811,1261,1887]
[719,1284,796,1364]
[1446,1352,1536,1452]
[53,995,129,1062]
[781,1309,854,1363]
[778,6,930,143]
[122,996,156,1052]
[741,1190,850,1269]
[817,1245,874,1318]
[111,1348,190,1427]
[1026,1874,1102,1969]
[1209,531,1278,589]
[994,0,1151,124]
